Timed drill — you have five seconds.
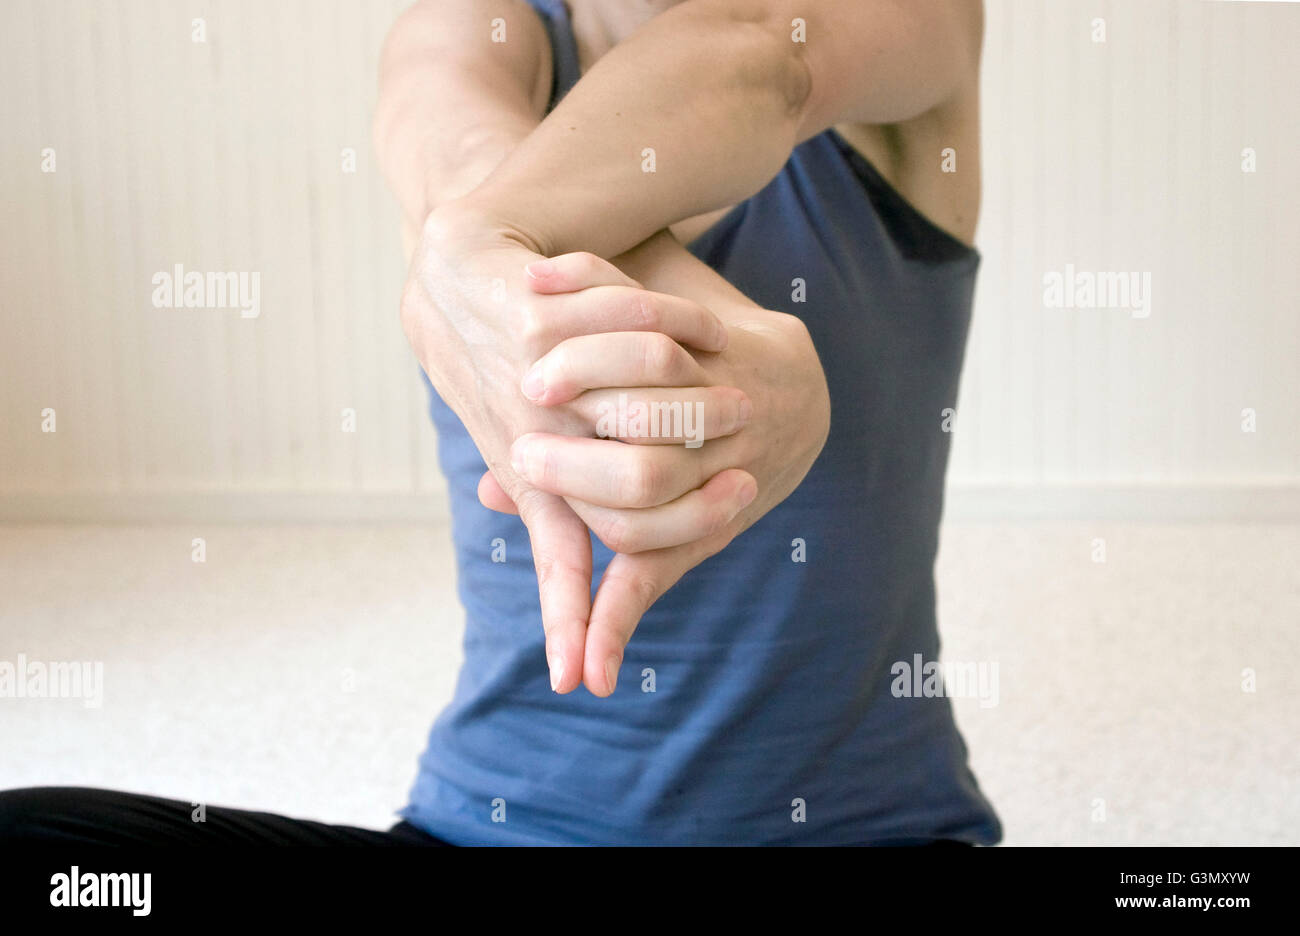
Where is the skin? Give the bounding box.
[374,0,983,697]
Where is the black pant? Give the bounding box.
[1,786,978,846]
[0,787,451,846]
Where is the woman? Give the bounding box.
[383,0,999,845]
[0,0,999,845]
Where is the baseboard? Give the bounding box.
[941,482,1300,522]
[0,491,451,524]
[0,483,1297,524]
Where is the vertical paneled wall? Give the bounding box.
[958,0,1298,487]
[0,0,441,507]
[1,0,1296,519]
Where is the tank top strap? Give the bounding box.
[522,0,582,111]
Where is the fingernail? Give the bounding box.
[714,323,729,350]
[521,365,545,401]
[737,478,759,510]
[549,656,565,692]
[604,656,620,694]
[737,396,753,427]
[524,260,554,279]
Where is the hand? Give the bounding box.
[478,252,831,696]
[401,202,734,694]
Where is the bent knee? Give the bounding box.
[0,786,111,843]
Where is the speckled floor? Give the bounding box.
[1,521,1295,845]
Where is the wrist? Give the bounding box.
[423,193,551,259]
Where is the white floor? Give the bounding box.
[1,521,1296,845]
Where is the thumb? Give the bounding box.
[477,470,519,515]
[524,251,642,294]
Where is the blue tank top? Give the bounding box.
[401,0,1002,845]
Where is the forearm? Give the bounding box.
[451,0,981,261]
[458,0,810,260]
[611,230,760,325]
[382,0,976,266]
[375,0,779,315]
[373,0,550,248]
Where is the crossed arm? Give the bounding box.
[374,0,979,697]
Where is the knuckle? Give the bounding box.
[533,551,558,587]
[629,292,659,331]
[420,201,475,242]
[575,251,602,277]
[517,300,548,348]
[641,332,681,379]
[621,456,664,507]
[510,484,548,517]
[774,310,812,341]
[618,571,660,612]
[702,500,733,537]
[418,208,452,244]
[697,307,723,342]
[596,513,638,554]
[533,549,579,591]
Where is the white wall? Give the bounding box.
[1,0,1297,521]
[956,0,1300,515]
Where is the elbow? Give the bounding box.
[773,26,814,123]
[746,13,814,122]
[684,1,813,124]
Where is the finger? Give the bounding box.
[523,251,641,293]
[512,432,742,508]
[583,523,740,696]
[513,488,592,694]
[528,286,729,353]
[566,468,757,553]
[476,470,519,515]
[522,332,708,405]
[573,386,751,446]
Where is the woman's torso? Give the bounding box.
[401,0,1002,845]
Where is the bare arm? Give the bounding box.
[452,0,983,259]
[372,0,551,250]
[375,0,990,695]
[374,0,769,696]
